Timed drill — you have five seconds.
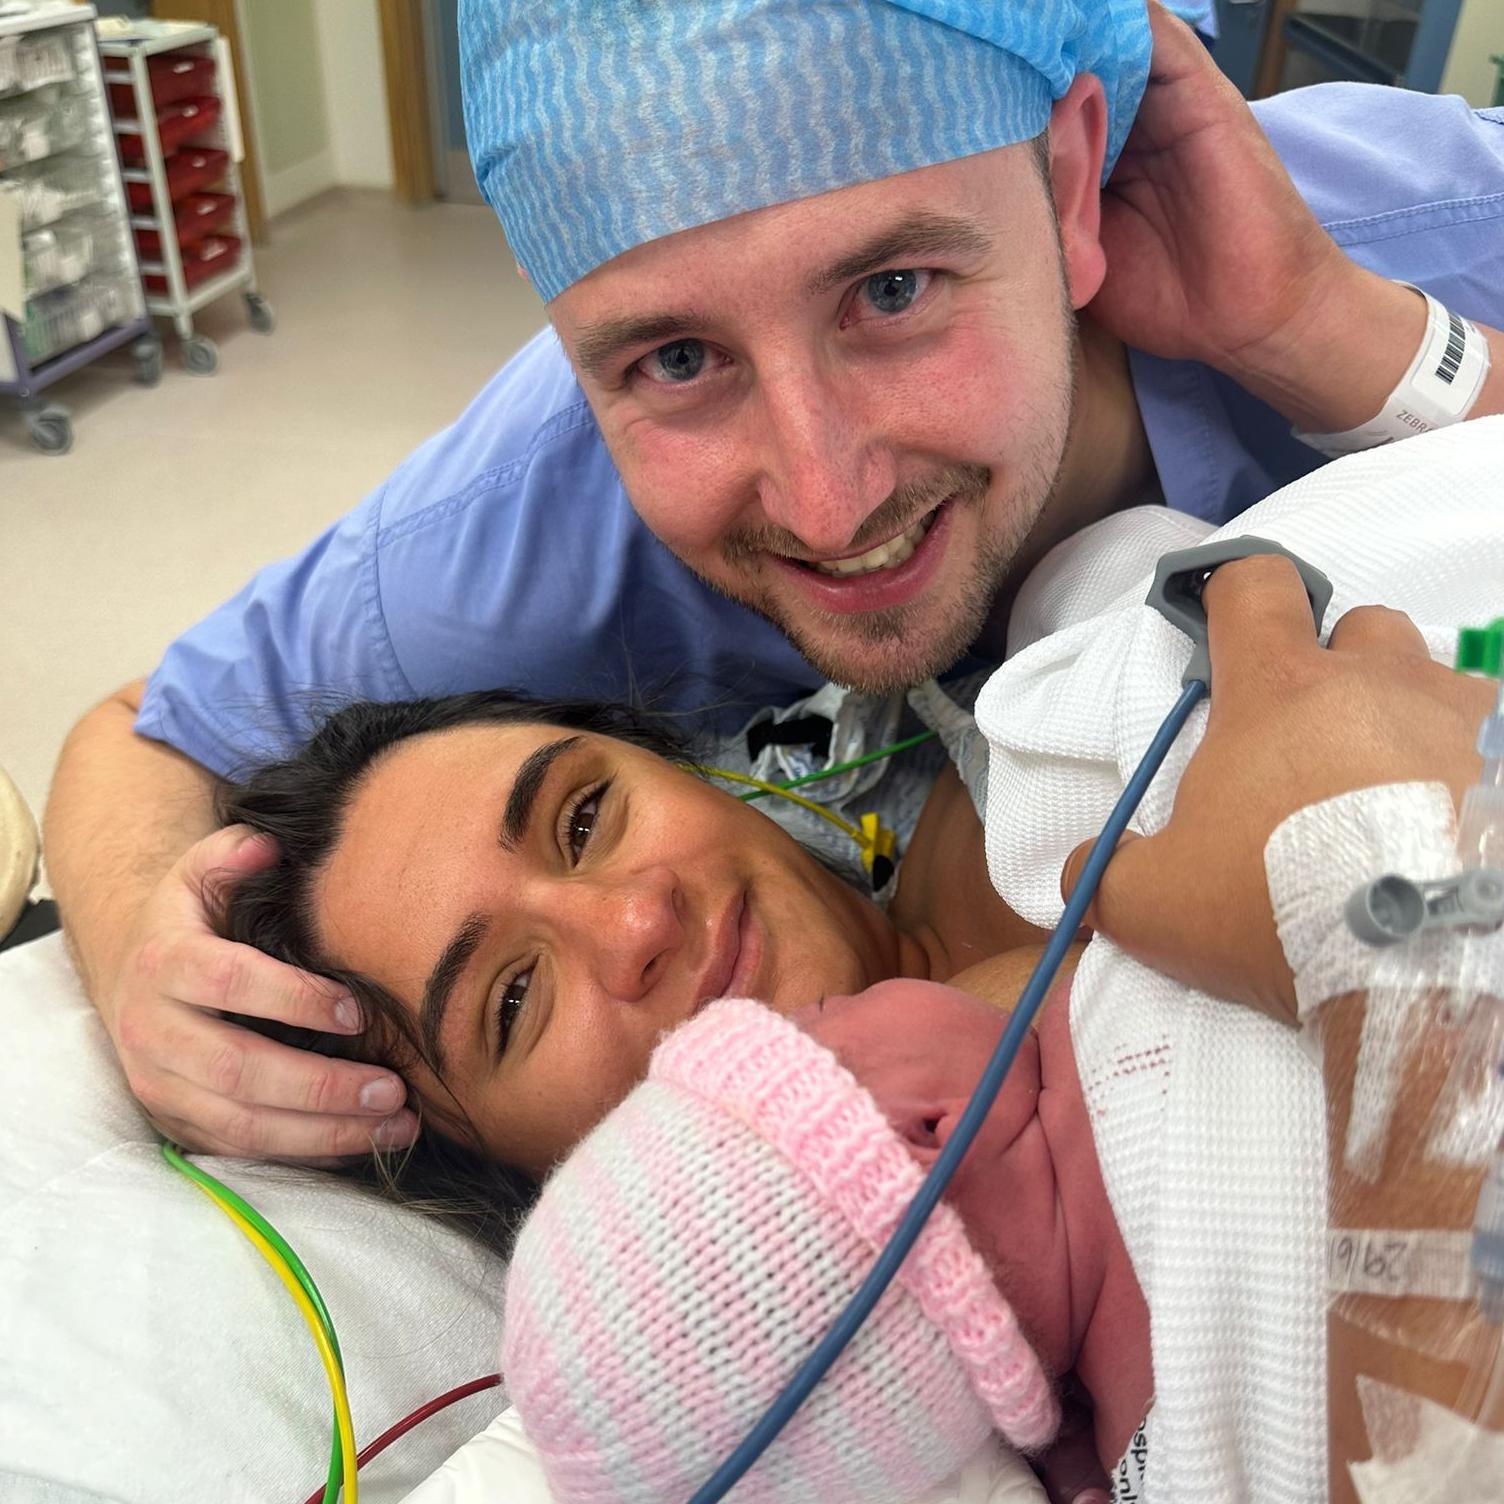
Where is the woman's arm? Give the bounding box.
[1264,781,1502,1496]
[1320,987,1504,1503]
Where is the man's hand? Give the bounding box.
[1061,555,1494,1022]
[106,824,418,1160]
[1087,4,1429,434]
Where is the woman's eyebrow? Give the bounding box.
[421,911,489,1072]
[419,734,585,1070]
[500,735,583,850]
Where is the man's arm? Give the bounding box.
[43,681,416,1158]
[1223,255,1504,439]
[47,680,219,999]
[1093,5,1503,439]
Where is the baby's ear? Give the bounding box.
[932,1103,972,1152]
[892,1106,954,1167]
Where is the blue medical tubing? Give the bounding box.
[687,677,1208,1504]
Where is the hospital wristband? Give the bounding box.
[1295,283,1492,458]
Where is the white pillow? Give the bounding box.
[0,933,509,1503]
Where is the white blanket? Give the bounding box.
[978,415,1504,1503]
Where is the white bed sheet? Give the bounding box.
[0,932,508,1503]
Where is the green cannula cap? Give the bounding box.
[1455,618,1504,677]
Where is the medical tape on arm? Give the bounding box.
[1267,783,1504,1178]
[1266,782,1467,1024]
[1346,1375,1504,1504]
[1327,1229,1477,1302]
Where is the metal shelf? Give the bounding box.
[98,22,267,367]
[1,4,154,452]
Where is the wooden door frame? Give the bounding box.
[378,0,436,204]
[1253,0,1300,98]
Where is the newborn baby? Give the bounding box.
[500,977,1147,1504]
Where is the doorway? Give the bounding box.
[422,0,485,205]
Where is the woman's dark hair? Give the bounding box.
[213,689,692,1261]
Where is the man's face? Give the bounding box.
[550,143,1084,692]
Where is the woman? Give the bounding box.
[214,684,1041,1254]
[214,669,1503,1504]
[213,664,1501,1504]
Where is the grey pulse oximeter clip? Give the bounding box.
[1147,536,1335,690]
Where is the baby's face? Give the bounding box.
[797,979,1074,1373]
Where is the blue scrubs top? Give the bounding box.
[138,85,1504,778]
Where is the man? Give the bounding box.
[44,2,1504,1161]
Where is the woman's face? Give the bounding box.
[313,722,901,1174]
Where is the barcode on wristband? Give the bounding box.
[1437,311,1466,386]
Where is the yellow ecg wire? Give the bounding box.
[178,1173,360,1502]
[699,766,869,844]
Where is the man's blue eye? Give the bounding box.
[863,269,920,315]
[651,339,706,382]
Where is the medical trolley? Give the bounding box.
[98,20,272,376]
[0,2,156,456]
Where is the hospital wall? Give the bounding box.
[1442,0,1504,108]
[312,0,395,192]
[1261,0,1500,106]
[236,0,394,220]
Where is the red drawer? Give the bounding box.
[126,147,228,210]
[151,52,217,107]
[109,51,218,113]
[145,232,241,295]
[134,192,236,260]
[109,53,217,114]
[117,95,222,163]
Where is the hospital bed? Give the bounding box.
[0,930,1047,1503]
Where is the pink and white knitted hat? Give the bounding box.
[502,997,1058,1504]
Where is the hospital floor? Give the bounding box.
[1,189,544,868]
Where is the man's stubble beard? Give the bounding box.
[709,306,1081,695]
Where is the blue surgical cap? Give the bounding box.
[461,2,1195,303]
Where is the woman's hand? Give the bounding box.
[1061,555,1494,1022]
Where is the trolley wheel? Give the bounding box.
[132,337,164,387]
[182,336,219,376]
[245,292,275,334]
[26,405,73,456]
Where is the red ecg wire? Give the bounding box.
[299,1373,504,1504]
